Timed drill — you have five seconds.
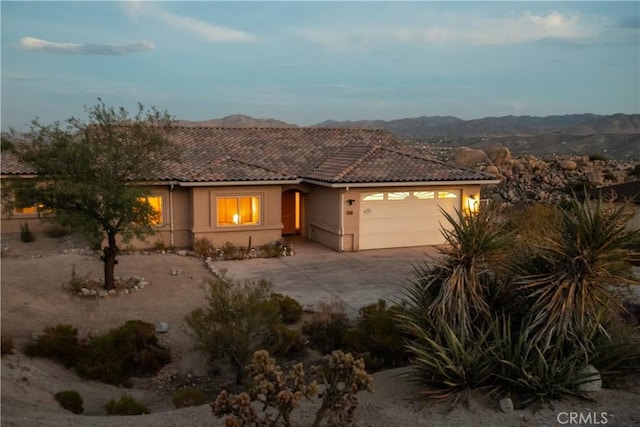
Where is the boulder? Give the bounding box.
[485,165,500,176]
[453,147,490,168]
[559,160,578,171]
[155,322,169,334]
[575,365,602,392]
[486,143,512,167]
[499,397,514,413]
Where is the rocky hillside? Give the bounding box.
[316,114,640,160]
[442,143,640,205]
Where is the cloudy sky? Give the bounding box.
[1,1,639,130]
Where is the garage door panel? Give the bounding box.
[359,190,461,250]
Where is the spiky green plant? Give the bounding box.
[514,197,639,349]
[406,205,512,339]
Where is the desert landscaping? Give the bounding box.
[2,232,640,427]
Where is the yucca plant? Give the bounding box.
[400,205,513,399]
[402,317,501,400]
[514,196,639,349]
[407,205,513,339]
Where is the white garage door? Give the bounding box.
[359,190,460,250]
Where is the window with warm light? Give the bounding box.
[217,196,261,226]
[362,193,384,201]
[388,192,410,201]
[12,195,42,215]
[438,191,458,199]
[413,191,435,199]
[137,196,163,225]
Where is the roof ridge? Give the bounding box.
[332,144,379,181]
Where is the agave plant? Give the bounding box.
[515,196,639,350]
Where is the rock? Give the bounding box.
[108,289,117,296]
[98,290,108,298]
[155,322,169,333]
[177,250,187,256]
[453,147,490,168]
[486,143,512,167]
[485,165,500,176]
[559,160,578,170]
[80,288,91,296]
[499,397,514,413]
[575,365,602,392]
[170,269,182,276]
[138,280,148,289]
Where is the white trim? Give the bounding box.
[180,179,301,187]
[301,179,501,188]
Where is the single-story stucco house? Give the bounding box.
[1,127,499,251]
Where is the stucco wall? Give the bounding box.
[191,185,283,249]
[306,186,342,251]
[305,184,483,252]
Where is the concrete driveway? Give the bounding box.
[217,238,440,317]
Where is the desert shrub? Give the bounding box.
[301,300,351,354]
[589,153,608,162]
[270,293,304,324]
[75,320,171,385]
[212,349,372,427]
[1,335,15,355]
[45,224,71,238]
[193,237,215,258]
[186,274,281,384]
[348,300,409,371]
[20,222,35,242]
[259,242,284,258]
[585,318,640,380]
[105,395,149,415]
[66,264,87,294]
[630,164,640,177]
[24,324,80,368]
[54,390,84,414]
[172,387,209,408]
[264,324,306,357]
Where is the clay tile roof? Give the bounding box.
[0,151,34,175]
[1,126,496,184]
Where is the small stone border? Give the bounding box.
[71,276,149,298]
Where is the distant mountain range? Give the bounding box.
[313,113,640,137]
[177,113,640,159]
[175,114,296,128]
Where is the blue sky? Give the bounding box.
[2,1,639,130]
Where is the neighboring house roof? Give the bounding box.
[590,181,640,204]
[1,127,496,185]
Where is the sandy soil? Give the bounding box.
[1,233,639,426]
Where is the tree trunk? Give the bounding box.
[101,232,119,290]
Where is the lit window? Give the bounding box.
[217,196,261,226]
[142,196,163,225]
[14,205,37,214]
[438,191,458,199]
[388,192,410,200]
[362,193,384,201]
[13,195,42,215]
[413,191,435,199]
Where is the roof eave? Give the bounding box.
[179,179,302,187]
[301,178,502,188]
